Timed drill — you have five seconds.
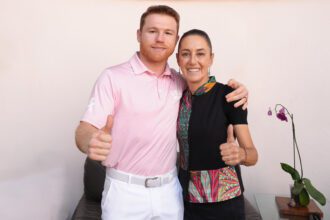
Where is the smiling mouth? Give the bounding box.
[187,68,201,74]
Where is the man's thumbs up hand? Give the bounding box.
[219,125,240,166]
[87,115,113,161]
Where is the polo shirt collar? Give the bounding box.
[130,52,172,77]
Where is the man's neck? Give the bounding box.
[138,53,167,77]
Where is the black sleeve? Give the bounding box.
[223,85,248,125]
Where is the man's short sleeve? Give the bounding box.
[81,69,116,129]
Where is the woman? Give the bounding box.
[176,29,258,220]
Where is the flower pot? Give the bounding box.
[289,184,302,207]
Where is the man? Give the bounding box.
[75,5,248,220]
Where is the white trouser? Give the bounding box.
[101,168,183,220]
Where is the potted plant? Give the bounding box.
[268,104,326,207]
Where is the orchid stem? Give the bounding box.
[275,104,303,179]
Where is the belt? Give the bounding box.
[106,168,177,188]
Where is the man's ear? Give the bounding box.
[137,29,141,43]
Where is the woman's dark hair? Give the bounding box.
[178,29,213,52]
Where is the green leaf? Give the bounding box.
[299,188,310,206]
[292,181,304,195]
[303,178,327,206]
[280,163,300,181]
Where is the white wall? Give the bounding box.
[1,0,330,219]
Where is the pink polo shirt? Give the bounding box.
[82,53,185,176]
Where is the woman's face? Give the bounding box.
[177,35,214,85]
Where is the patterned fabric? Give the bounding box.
[177,92,191,170]
[188,167,241,203]
[194,76,216,95]
[177,76,216,170]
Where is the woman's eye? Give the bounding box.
[181,53,189,57]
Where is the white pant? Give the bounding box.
[101,169,184,220]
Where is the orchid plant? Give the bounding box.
[268,104,326,207]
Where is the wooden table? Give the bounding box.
[254,193,329,220]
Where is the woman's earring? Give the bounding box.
[208,67,211,76]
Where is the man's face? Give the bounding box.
[137,14,179,64]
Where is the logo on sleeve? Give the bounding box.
[87,97,95,111]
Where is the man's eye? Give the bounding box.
[197,53,205,57]
[149,30,156,33]
[165,32,173,35]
